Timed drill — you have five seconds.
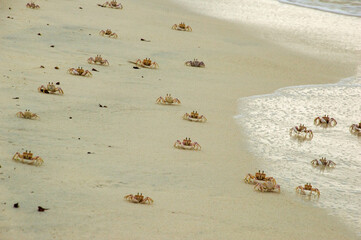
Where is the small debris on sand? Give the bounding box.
[56,82,60,85]
[133,66,139,69]
[40,65,45,68]
[13,203,19,208]
[79,7,83,9]
[50,45,54,48]
[12,97,19,99]
[54,66,59,69]
[99,104,108,108]
[38,206,49,212]
[38,33,41,36]
[141,38,151,42]
[92,68,98,72]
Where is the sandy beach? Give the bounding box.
[0,0,360,239]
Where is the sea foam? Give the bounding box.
[236,74,361,234]
[279,0,361,17]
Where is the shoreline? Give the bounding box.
[235,74,361,235]
[1,0,360,239]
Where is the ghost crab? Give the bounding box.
[296,183,320,197]
[99,29,118,38]
[350,122,361,136]
[172,22,192,32]
[68,67,92,77]
[88,55,109,66]
[254,178,280,193]
[174,138,201,150]
[311,157,336,168]
[12,150,43,166]
[289,124,313,140]
[156,94,181,105]
[38,82,64,95]
[314,115,337,127]
[185,59,205,68]
[26,2,40,9]
[98,0,123,9]
[244,170,274,184]
[129,58,158,69]
[183,111,207,122]
[124,193,153,204]
[16,110,39,120]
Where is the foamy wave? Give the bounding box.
[279,0,361,17]
[236,76,361,234]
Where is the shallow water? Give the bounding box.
[235,75,361,234]
[279,0,361,17]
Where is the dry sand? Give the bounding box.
[0,0,359,239]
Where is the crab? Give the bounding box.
[311,157,336,168]
[88,55,109,66]
[12,150,43,166]
[183,111,207,122]
[129,58,159,69]
[172,22,192,32]
[296,183,320,197]
[68,67,92,77]
[254,178,280,193]
[16,110,39,119]
[38,82,64,95]
[98,0,123,9]
[289,124,313,140]
[99,29,118,38]
[26,2,40,9]
[244,170,274,184]
[185,59,205,68]
[124,193,153,204]
[314,115,337,127]
[156,94,181,105]
[350,122,361,136]
[174,138,201,150]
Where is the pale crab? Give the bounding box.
[244,170,274,184]
[88,55,109,66]
[289,124,313,140]
[314,115,337,127]
[311,157,336,168]
[350,122,361,136]
[296,183,320,197]
[174,138,201,150]
[26,2,40,9]
[172,22,192,32]
[254,178,280,193]
[99,29,118,38]
[98,0,123,9]
[129,58,159,69]
[12,150,43,166]
[38,82,64,95]
[183,111,207,122]
[185,59,205,68]
[156,94,181,105]
[16,110,39,120]
[124,193,153,204]
[68,67,92,77]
